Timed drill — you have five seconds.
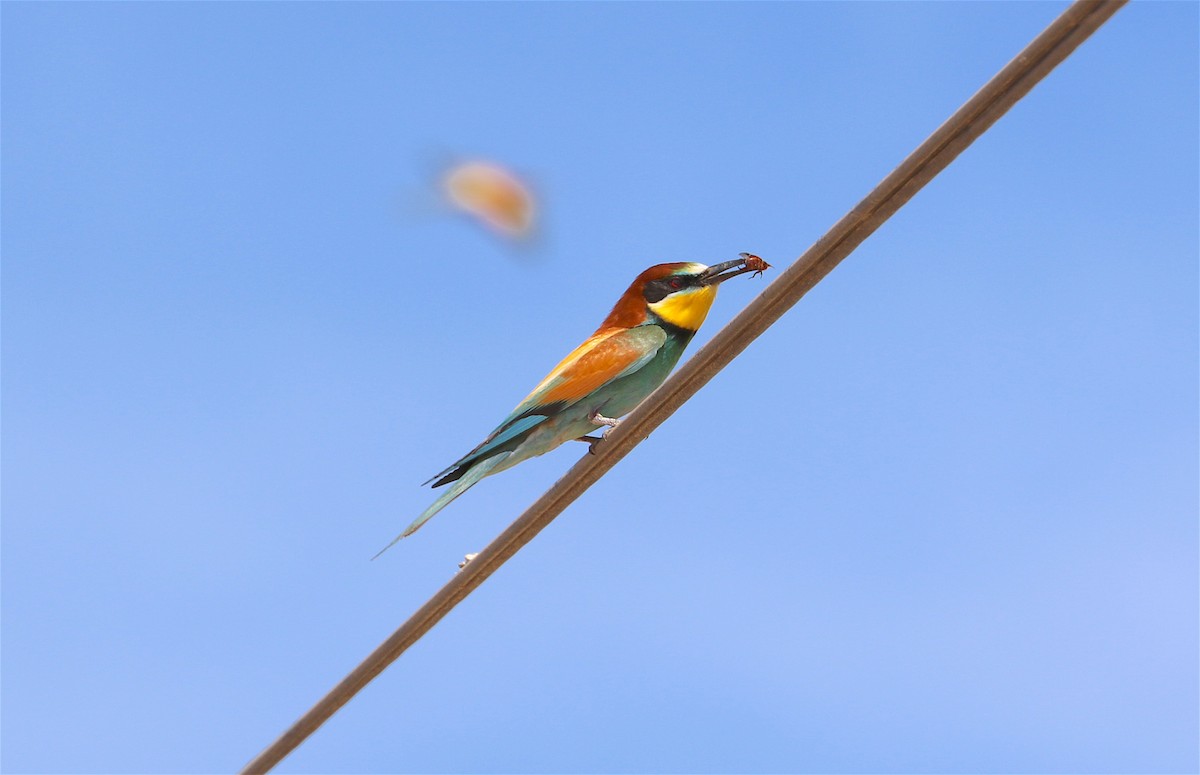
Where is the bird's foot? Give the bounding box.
[458,552,479,571]
[588,410,620,437]
[572,435,604,455]
[573,412,620,455]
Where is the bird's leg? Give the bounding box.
[589,410,621,436]
[573,410,621,455]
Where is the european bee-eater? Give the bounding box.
[375,255,767,557]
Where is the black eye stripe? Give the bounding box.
[643,275,691,303]
[643,281,670,304]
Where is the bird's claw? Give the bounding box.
[574,410,620,455]
[573,435,603,454]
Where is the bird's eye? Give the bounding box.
[668,277,684,290]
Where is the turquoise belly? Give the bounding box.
[489,329,693,474]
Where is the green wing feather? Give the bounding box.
[425,325,667,487]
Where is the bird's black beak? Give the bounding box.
[698,255,761,286]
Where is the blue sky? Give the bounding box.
[3,2,1197,773]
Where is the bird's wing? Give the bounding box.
[516,324,668,412]
[426,325,667,486]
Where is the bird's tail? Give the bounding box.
[371,452,511,560]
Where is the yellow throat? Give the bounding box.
[648,285,718,332]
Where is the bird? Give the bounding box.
[374,255,767,558]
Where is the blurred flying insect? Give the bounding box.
[440,159,537,241]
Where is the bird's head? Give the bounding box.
[600,258,760,332]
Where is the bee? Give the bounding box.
[739,252,772,278]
